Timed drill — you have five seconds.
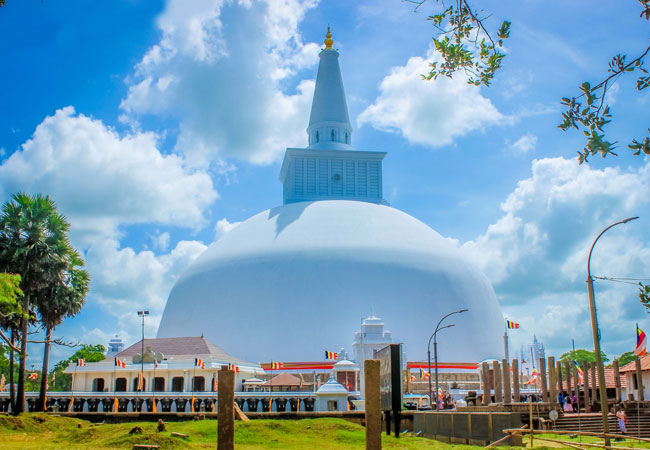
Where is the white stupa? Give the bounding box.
[157,29,504,363]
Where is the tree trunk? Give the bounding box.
[15,291,29,415]
[9,329,15,412]
[37,326,51,412]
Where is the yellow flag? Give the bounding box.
[114,397,119,412]
[152,399,157,413]
[191,396,195,412]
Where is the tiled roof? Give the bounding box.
[262,373,302,386]
[560,367,627,389]
[620,354,650,373]
[117,336,247,364]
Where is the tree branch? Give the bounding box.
[0,328,21,352]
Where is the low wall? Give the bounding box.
[413,411,524,446]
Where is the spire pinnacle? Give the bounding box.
[324,26,333,50]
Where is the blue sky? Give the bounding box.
[1,0,649,367]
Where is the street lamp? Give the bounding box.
[427,308,468,409]
[586,216,638,447]
[137,310,150,392]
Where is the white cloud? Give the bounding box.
[459,157,650,357]
[507,132,538,154]
[120,0,320,166]
[357,49,506,148]
[215,217,242,239]
[0,107,217,244]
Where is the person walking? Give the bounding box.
[616,406,627,438]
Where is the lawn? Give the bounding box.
[2,414,649,449]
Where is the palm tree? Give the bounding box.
[0,272,23,411]
[35,251,89,411]
[0,193,71,414]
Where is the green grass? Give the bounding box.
[2,414,648,449]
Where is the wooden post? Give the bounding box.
[481,362,490,406]
[582,361,591,412]
[564,360,572,397]
[548,356,557,405]
[635,358,645,401]
[217,368,235,450]
[365,360,381,450]
[590,363,597,404]
[573,364,580,413]
[502,359,511,404]
[613,359,621,403]
[556,361,564,395]
[512,359,520,403]
[494,360,503,403]
[539,358,548,403]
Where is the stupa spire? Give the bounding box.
[306,27,352,150]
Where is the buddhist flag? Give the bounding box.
[136,372,144,391]
[419,368,430,380]
[635,324,647,356]
[195,358,205,369]
[28,372,38,380]
[226,363,240,373]
[325,350,338,360]
[525,368,539,385]
[271,361,283,369]
[573,360,585,384]
[506,320,519,329]
[77,359,86,367]
[114,357,126,368]
[154,359,158,369]
[410,374,416,382]
[438,388,444,400]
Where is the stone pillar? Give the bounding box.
[364,360,381,450]
[539,358,548,403]
[493,361,503,403]
[573,365,580,413]
[556,361,563,395]
[502,359,511,404]
[564,360,572,396]
[636,358,645,401]
[481,362,490,406]
[613,359,621,403]
[548,357,557,405]
[582,361,591,412]
[218,368,235,450]
[512,359,520,403]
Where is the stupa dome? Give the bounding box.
[157,200,503,363]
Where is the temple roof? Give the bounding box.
[620,354,650,373]
[117,336,247,364]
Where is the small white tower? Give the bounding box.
[352,315,393,397]
[106,334,125,357]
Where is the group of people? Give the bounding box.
[558,391,579,412]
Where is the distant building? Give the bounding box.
[620,354,650,400]
[519,335,546,376]
[106,335,125,357]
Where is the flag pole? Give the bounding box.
[503,320,509,361]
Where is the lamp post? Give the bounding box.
[137,310,149,392]
[586,216,638,447]
[427,308,468,408]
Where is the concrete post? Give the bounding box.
[556,361,563,395]
[364,360,381,450]
[548,357,557,405]
[481,362,490,406]
[582,361,591,412]
[493,361,503,403]
[613,359,621,403]
[539,358,548,403]
[512,359,520,403]
[635,358,645,401]
[217,368,235,450]
[502,359,511,404]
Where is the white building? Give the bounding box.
[66,336,263,393]
[621,354,650,401]
[106,335,125,357]
[157,29,504,365]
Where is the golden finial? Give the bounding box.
[324,26,333,50]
